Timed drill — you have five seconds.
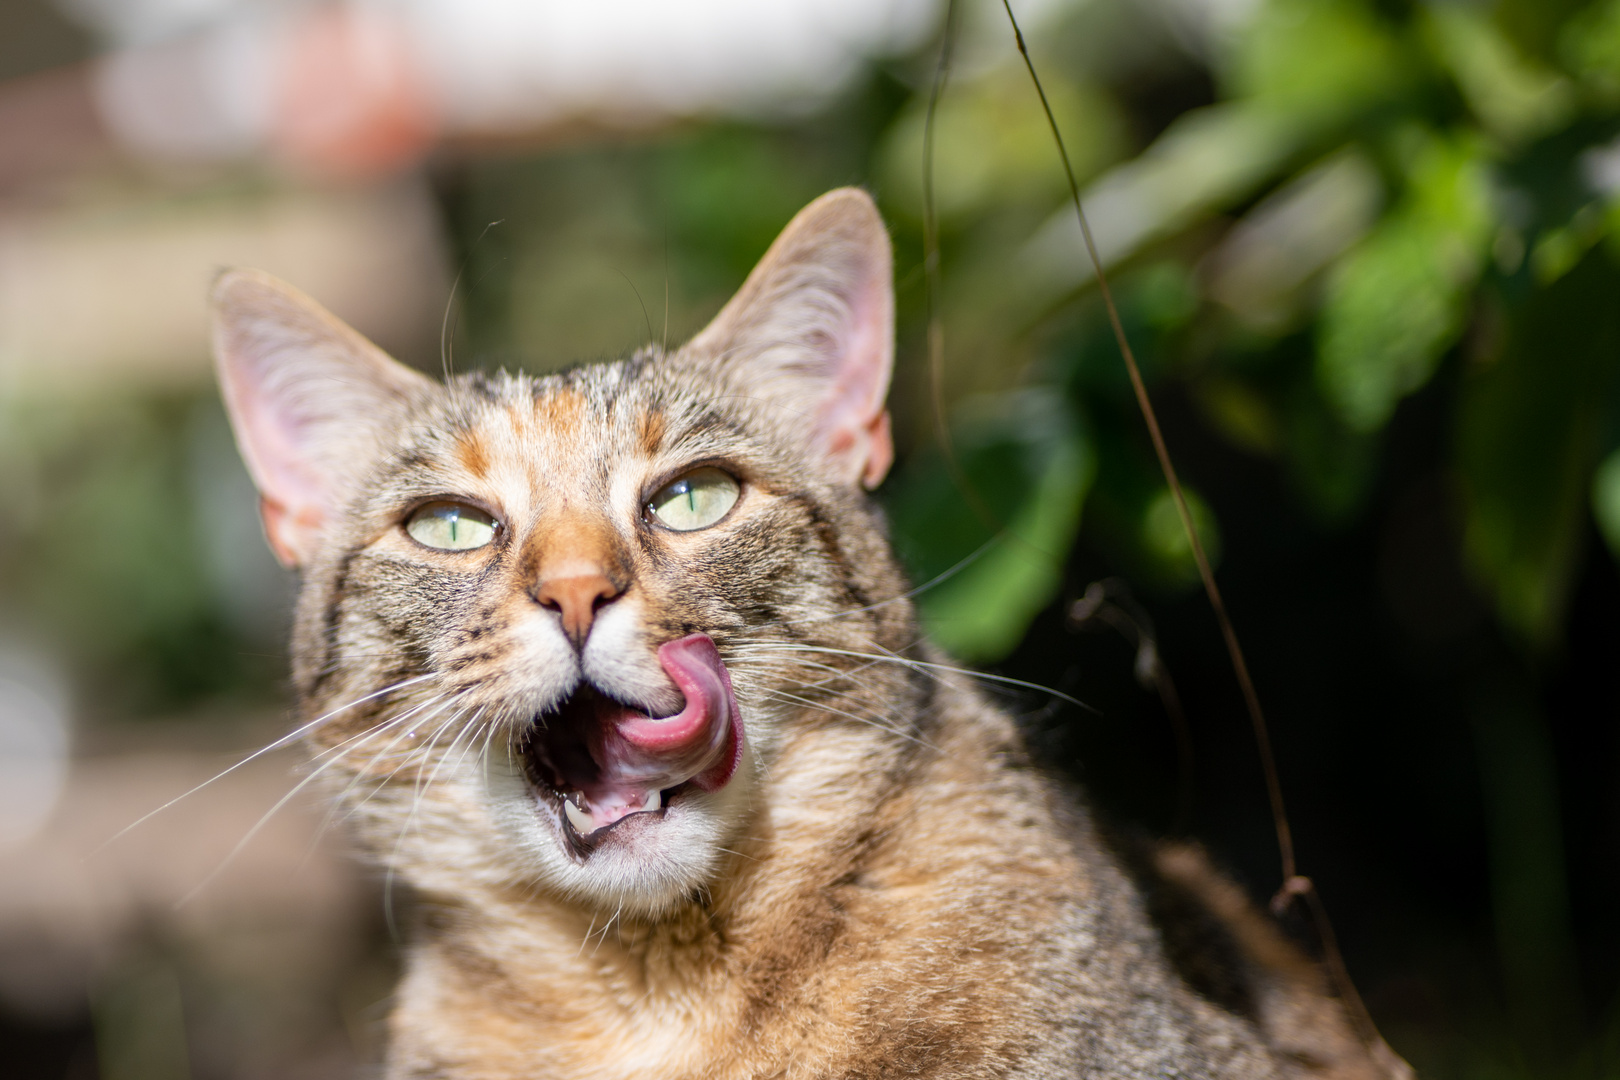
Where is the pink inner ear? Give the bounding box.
[219,352,342,568]
[813,270,894,488]
[213,268,436,569]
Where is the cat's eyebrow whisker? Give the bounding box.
[97,673,440,853]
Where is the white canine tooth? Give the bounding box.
[563,797,596,836]
[640,789,660,814]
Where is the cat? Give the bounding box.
[212,188,1399,1079]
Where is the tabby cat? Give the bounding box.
[213,188,1395,1078]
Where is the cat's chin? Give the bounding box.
[482,746,753,917]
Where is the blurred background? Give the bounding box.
[0,0,1616,1076]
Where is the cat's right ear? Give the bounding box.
[211,269,434,568]
[684,188,895,490]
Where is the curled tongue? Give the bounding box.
[564,634,742,837]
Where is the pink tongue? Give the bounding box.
[571,635,742,834]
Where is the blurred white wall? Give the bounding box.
[0,178,449,391]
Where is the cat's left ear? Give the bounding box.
[685,187,894,489]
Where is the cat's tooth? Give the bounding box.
[640,789,660,814]
[563,798,595,836]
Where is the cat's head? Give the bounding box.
[214,189,920,915]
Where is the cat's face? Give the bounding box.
[214,189,911,915]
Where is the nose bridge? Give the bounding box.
[529,510,630,647]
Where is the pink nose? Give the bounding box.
[534,573,620,646]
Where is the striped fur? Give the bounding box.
[213,189,1393,1078]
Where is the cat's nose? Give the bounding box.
[534,573,621,647]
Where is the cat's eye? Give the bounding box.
[647,467,740,531]
[406,502,498,551]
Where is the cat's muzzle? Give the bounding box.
[519,634,743,847]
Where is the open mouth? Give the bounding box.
[519,634,743,850]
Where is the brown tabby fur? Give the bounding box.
[213,189,1399,1078]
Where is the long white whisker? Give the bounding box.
[99,673,438,853]
[731,643,1095,714]
[753,534,1005,634]
[382,701,484,925]
[761,687,937,750]
[300,701,451,862]
[327,695,461,830]
[173,707,428,909]
[732,652,889,693]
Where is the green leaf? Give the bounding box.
[884,390,1094,662]
[1592,448,1620,564]
[878,65,1124,222]
[1458,251,1620,647]
[1559,0,1620,101]
[1224,0,1408,126]
[1423,5,1575,144]
[1317,131,1495,433]
[1139,486,1221,589]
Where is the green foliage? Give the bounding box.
[870,0,1620,663]
[1594,447,1620,558]
[1224,0,1410,127]
[1316,130,1494,433]
[1458,251,1620,645]
[884,390,1093,661]
[1561,0,1620,100]
[0,394,284,714]
[880,67,1124,222]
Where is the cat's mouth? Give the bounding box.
[519,634,743,849]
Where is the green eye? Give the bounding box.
[406,502,497,551]
[647,467,740,531]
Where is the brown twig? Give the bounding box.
[921,0,1002,535]
[996,1,1294,884]
[997,2,1406,1073]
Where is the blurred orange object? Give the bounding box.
[272,5,439,178]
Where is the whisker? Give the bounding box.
[749,534,1004,634]
[302,698,453,855]
[730,652,890,694]
[382,704,473,931]
[326,696,462,829]
[730,642,1095,715]
[759,688,937,750]
[99,673,438,852]
[172,706,429,909]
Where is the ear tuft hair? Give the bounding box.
[212,268,434,567]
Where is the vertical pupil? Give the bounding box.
[685,484,696,512]
[448,511,459,543]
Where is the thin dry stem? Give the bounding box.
[997,1,1405,1072]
